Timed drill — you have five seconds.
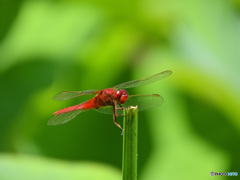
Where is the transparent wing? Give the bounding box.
[123,94,164,111]
[95,105,124,115]
[48,109,86,125]
[95,106,113,114]
[113,70,172,90]
[53,89,99,101]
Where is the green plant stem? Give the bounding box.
[122,106,138,180]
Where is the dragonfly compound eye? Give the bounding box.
[119,94,128,104]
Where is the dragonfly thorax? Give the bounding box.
[98,88,128,106]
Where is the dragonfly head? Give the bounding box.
[114,90,128,104]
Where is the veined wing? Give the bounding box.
[113,70,172,90]
[48,108,87,125]
[53,89,99,101]
[96,94,164,115]
[95,106,123,115]
[124,94,164,111]
[95,106,113,114]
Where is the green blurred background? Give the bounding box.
[0,0,240,179]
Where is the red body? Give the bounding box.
[54,88,128,115]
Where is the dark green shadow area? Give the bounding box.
[0,0,24,42]
[185,94,240,177]
[0,59,55,151]
[137,112,152,173]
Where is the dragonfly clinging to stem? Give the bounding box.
[48,70,172,130]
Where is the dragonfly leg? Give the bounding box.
[116,104,125,110]
[113,103,123,131]
[116,114,124,117]
[116,104,125,117]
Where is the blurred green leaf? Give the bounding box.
[0,0,23,42]
[0,0,240,179]
[0,153,121,180]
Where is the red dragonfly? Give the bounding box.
[48,70,172,130]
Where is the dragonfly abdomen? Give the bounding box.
[53,104,85,115]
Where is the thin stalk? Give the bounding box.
[122,106,138,180]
